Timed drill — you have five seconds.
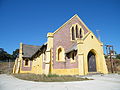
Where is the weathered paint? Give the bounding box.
[13,14,108,75]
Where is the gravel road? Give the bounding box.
[0,74,120,90]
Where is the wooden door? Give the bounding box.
[88,51,96,72]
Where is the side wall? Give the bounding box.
[19,59,33,73]
[20,53,44,74]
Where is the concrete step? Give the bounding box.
[87,72,103,75]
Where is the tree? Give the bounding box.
[12,49,19,59]
[0,48,13,61]
[104,55,108,59]
[0,48,20,62]
[116,54,120,59]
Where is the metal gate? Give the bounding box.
[88,51,96,72]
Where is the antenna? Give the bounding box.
[96,30,100,41]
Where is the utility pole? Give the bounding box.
[105,45,115,73]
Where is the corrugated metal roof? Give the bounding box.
[22,44,42,58]
[65,43,77,53]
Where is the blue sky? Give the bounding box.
[0,0,120,54]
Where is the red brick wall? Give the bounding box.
[53,17,88,69]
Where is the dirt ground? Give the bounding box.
[0,62,14,74]
[0,60,120,90]
[0,74,120,90]
[106,59,120,73]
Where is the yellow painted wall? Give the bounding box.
[81,32,108,75]
[19,32,108,75]
[32,54,43,74]
[19,59,32,74]
[20,53,43,74]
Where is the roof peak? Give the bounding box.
[53,14,80,34]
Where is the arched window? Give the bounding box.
[76,25,79,38]
[70,24,84,40]
[56,46,65,61]
[80,28,82,38]
[71,27,75,40]
[58,48,62,61]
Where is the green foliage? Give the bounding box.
[12,49,19,59]
[0,48,13,61]
[0,48,19,62]
[105,55,108,59]
[47,74,59,77]
[116,54,120,59]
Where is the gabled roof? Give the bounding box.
[22,44,42,58]
[53,14,91,34]
[53,14,102,44]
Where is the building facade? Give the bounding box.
[13,14,108,75]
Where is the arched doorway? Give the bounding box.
[87,51,96,72]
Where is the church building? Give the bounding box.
[13,14,108,75]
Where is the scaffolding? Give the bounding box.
[105,45,116,73]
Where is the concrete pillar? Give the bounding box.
[13,58,17,73]
[44,33,53,75]
[19,43,23,59]
[15,43,23,73]
[77,39,84,75]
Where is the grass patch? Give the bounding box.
[12,73,92,82]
